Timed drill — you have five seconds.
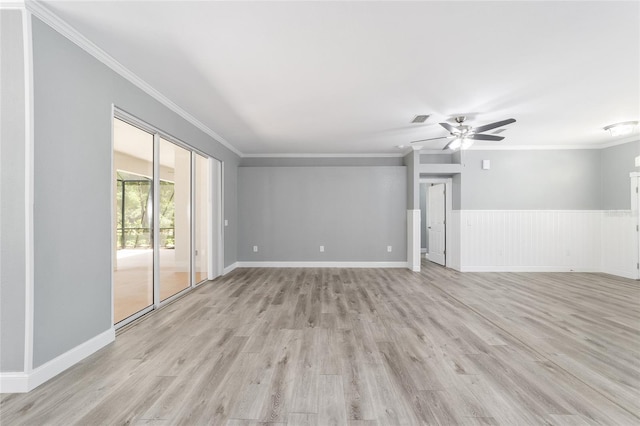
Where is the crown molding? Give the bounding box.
[468,139,638,151]
[0,0,25,9]
[24,0,243,158]
[596,134,639,149]
[242,152,405,158]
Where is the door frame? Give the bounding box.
[419,177,453,268]
[631,172,640,279]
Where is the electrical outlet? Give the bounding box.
[224,219,228,227]
[387,246,392,252]
[253,245,258,252]
[319,245,325,252]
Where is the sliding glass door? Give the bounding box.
[159,138,191,301]
[113,118,154,324]
[113,113,219,327]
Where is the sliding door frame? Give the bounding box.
[112,107,222,329]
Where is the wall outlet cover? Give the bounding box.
[253,245,258,252]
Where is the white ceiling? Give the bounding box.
[42,1,639,155]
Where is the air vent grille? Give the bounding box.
[412,115,430,123]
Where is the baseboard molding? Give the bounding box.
[0,327,114,394]
[223,262,239,275]
[236,261,409,268]
[459,266,601,273]
[601,267,638,280]
[0,372,30,393]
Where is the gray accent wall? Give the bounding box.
[601,140,639,210]
[457,149,602,210]
[238,167,406,262]
[1,10,26,372]
[31,18,239,367]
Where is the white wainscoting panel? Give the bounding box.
[601,210,638,279]
[460,210,602,272]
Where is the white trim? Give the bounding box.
[110,105,115,327]
[223,262,238,275]
[206,157,215,280]
[22,6,34,375]
[217,161,224,277]
[459,266,601,273]
[418,150,456,155]
[407,209,421,272]
[0,1,26,9]
[597,135,639,149]
[630,172,640,178]
[25,0,242,158]
[600,267,638,280]
[468,138,638,150]
[29,328,114,392]
[236,261,409,268]
[242,152,405,158]
[1,328,115,393]
[0,372,29,393]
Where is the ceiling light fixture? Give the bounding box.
[603,121,638,137]
[448,138,462,150]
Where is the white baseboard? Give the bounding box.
[0,372,30,393]
[0,327,114,394]
[223,262,239,275]
[236,261,409,268]
[459,266,601,273]
[601,267,638,280]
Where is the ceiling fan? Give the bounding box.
[411,116,516,150]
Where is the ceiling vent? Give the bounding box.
[411,115,430,123]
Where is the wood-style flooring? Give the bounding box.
[1,261,639,425]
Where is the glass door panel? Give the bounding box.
[113,118,154,324]
[159,138,191,300]
[194,154,209,284]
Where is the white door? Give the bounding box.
[426,183,446,266]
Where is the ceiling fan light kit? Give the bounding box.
[603,121,638,137]
[411,116,516,151]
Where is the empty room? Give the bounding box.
[1,1,639,425]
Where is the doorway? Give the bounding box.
[420,178,453,267]
[112,111,222,327]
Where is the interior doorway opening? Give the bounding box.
[419,177,453,268]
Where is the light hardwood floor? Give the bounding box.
[1,261,639,425]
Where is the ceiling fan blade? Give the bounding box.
[410,136,450,143]
[472,118,516,134]
[439,122,457,133]
[468,134,505,141]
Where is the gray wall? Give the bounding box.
[238,167,406,262]
[1,10,26,372]
[240,156,403,167]
[403,151,419,209]
[420,154,453,164]
[457,149,602,210]
[31,18,239,367]
[601,140,639,210]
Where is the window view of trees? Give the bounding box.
[116,171,175,249]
